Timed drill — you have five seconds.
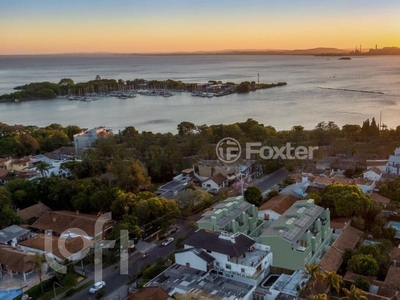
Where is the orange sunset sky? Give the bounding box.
[1,0,399,55]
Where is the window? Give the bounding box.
[226,264,231,269]
[241,268,245,273]
[216,262,219,266]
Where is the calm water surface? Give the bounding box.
[0,55,399,133]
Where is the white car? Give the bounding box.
[161,237,174,246]
[89,281,106,293]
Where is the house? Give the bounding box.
[201,173,228,191]
[145,263,255,300]
[353,178,376,194]
[386,148,400,175]
[73,126,112,155]
[181,229,272,285]
[366,160,388,173]
[318,222,363,273]
[259,199,333,271]
[26,154,76,178]
[18,233,95,262]
[0,245,36,282]
[329,217,351,234]
[255,269,310,300]
[370,193,391,208]
[175,247,215,272]
[258,194,299,221]
[8,157,31,171]
[312,176,375,194]
[196,196,259,235]
[383,266,400,290]
[44,146,76,160]
[0,225,35,246]
[362,167,382,181]
[16,202,51,223]
[30,210,115,241]
[127,286,172,300]
[196,162,237,179]
[155,169,206,198]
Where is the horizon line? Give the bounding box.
[2,46,397,56]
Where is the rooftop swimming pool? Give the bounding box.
[0,289,22,300]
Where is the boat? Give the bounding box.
[339,57,351,60]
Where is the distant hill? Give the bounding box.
[125,47,349,56]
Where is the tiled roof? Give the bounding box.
[330,217,351,230]
[0,245,35,273]
[208,173,228,185]
[363,167,383,175]
[184,229,255,257]
[30,210,113,238]
[384,266,400,290]
[370,193,391,205]
[17,202,51,222]
[366,160,387,167]
[19,233,94,260]
[390,247,400,262]
[258,194,299,215]
[353,178,375,186]
[319,224,363,272]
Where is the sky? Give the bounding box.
[1,0,399,55]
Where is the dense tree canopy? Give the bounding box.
[320,183,373,217]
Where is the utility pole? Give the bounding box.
[257,73,259,85]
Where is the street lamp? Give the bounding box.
[53,282,63,298]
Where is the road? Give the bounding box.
[69,218,196,300]
[254,167,290,194]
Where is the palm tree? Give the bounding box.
[341,285,368,300]
[307,294,328,300]
[33,253,46,293]
[324,271,343,295]
[305,264,324,294]
[35,161,50,178]
[184,182,196,191]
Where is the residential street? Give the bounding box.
[64,218,196,300]
[253,167,290,194]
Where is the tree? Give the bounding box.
[244,186,263,206]
[324,271,343,294]
[0,187,18,229]
[38,88,56,99]
[35,161,50,178]
[348,254,379,277]
[341,284,367,300]
[308,295,328,300]
[354,277,370,292]
[33,253,46,293]
[58,78,74,86]
[321,183,373,217]
[305,264,325,294]
[177,121,197,135]
[236,82,250,93]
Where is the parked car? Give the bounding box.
[161,237,174,246]
[89,281,106,293]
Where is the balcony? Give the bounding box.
[228,248,269,267]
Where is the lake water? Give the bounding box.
[0,54,399,133]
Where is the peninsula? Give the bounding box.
[0,77,287,102]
